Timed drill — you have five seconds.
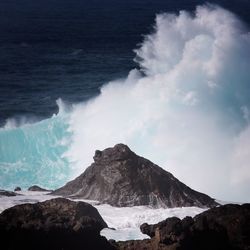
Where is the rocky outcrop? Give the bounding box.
[0,189,19,197]
[0,198,114,250]
[14,186,21,191]
[52,144,217,208]
[115,203,250,250]
[28,185,51,192]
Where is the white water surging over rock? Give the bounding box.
[1,5,250,203]
[65,5,250,203]
[53,144,218,208]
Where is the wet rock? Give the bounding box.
[14,187,21,191]
[28,185,51,192]
[140,223,156,238]
[0,189,19,197]
[52,144,217,208]
[117,203,250,250]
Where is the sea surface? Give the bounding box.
[1,0,250,202]
[1,0,249,125]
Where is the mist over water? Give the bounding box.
[1,5,250,203]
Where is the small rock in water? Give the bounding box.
[0,189,19,197]
[28,185,51,192]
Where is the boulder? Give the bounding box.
[14,186,21,191]
[28,185,51,192]
[52,144,217,208]
[0,198,114,250]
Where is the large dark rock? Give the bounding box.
[52,143,217,208]
[117,203,250,250]
[28,185,51,192]
[191,203,250,250]
[0,198,114,250]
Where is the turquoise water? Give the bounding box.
[0,113,71,189]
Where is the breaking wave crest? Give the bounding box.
[0,100,72,189]
[1,5,250,202]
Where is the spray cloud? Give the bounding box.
[65,5,250,202]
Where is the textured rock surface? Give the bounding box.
[28,185,51,192]
[116,203,250,250]
[0,198,114,250]
[53,144,217,208]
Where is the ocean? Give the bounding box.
[0,0,250,203]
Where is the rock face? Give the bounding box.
[0,198,114,250]
[52,144,217,208]
[28,185,51,192]
[115,203,250,250]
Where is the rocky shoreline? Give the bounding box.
[114,203,250,250]
[0,144,249,249]
[0,198,114,250]
[0,198,249,250]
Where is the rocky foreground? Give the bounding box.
[1,144,249,249]
[0,198,249,250]
[0,198,114,250]
[114,203,250,250]
[52,144,217,208]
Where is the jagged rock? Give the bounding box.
[14,186,21,191]
[140,223,156,238]
[118,203,250,250]
[0,198,114,250]
[52,143,217,208]
[28,185,51,192]
[0,189,19,197]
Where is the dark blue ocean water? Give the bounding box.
[0,0,250,126]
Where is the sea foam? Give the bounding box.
[0,5,250,202]
[65,5,250,202]
[0,191,206,240]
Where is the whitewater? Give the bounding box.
[0,190,206,240]
[1,4,250,203]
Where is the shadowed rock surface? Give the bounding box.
[114,203,250,250]
[28,185,51,192]
[0,198,114,250]
[52,144,217,208]
[0,189,19,197]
